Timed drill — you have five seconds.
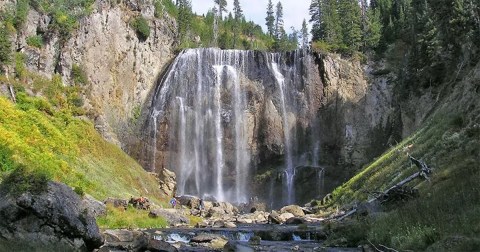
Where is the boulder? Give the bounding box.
[104,197,128,209]
[81,194,106,218]
[224,240,255,252]
[0,182,103,251]
[177,195,201,209]
[241,197,267,213]
[158,168,176,198]
[206,206,226,218]
[280,205,305,217]
[147,238,178,252]
[129,196,151,210]
[268,210,282,224]
[224,221,237,228]
[212,201,238,215]
[212,220,226,228]
[102,229,147,250]
[279,213,295,222]
[100,230,178,252]
[203,200,214,211]
[236,217,254,224]
[191,233,222,243]
[148,209,189,226]
[285,217,307,225]
[195,221,209,228]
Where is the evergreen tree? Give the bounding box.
[213,0,227,46]
[309,0,322,41]
[289,27,299,49]
[317,0,342,45]
[0,26,12,73]
[233,0,243,48]
[177,0,192,44]
[301,19,309,48]
[364,8,382,49]
[266,0,275,37]
[275,1,284,41]
[339,0,362,51]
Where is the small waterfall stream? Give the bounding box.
[146,48,324,205]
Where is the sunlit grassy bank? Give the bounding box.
[0,72,167,209]
[325,90,480,250]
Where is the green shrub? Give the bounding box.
[26,35,44,48]
[74,186,85,196]
[14,0,29,29]
[14,52,27,79]
[0,27,12,69]
[312,41,332,54]
[71,64,88,85]
[154,0,177,18]
[1,165,51,196]
[52,10,78,39]
[131,16,150,41]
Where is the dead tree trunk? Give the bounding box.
[335,155,432,220]
[4,68,16,103]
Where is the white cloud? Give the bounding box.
[191,0,310,34]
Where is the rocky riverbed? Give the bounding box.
[96,195,364,252]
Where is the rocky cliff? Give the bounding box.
[5,0,176,146]
[135,48,410,207]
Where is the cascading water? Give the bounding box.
[145,48,323,205]
[270,60,295,204]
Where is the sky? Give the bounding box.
[191,0,311,34]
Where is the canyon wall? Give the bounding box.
[6,0,176,146]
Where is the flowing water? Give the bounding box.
[146,48,323,205]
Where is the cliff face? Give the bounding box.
[136,49,323,205]
[11,0,176,145]
[136,48,408,206]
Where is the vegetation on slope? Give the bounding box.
[323,69,480,250]
[0,72,167,204]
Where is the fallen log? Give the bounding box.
[334,155,432,220]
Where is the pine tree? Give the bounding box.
[301,19,309,48]
[309,0,322,41]
[338,0,362,51]
[266,0,275,37]
[233,0,243,48]
[0,26,12,73]
[310,0,342,45]
[275,1,284,41]
[213,0,227,46]
[364,8,382,49]
[177,0,192,45]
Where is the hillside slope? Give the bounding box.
[0,83,165,203]
[325,61,480,250]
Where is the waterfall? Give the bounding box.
[270,60,295,204]
[176,97,187,195]
[213,65,225,201]
[146,48,322,205]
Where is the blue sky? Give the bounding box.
[191,0,311,34]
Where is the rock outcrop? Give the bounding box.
[0,182,103,251]
[148,209,189,227]
[10,0,176,148]
[158,168,177,197]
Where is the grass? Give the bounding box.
[0,72,168,210]
[97,205,168,229]
[326,109,480,250]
